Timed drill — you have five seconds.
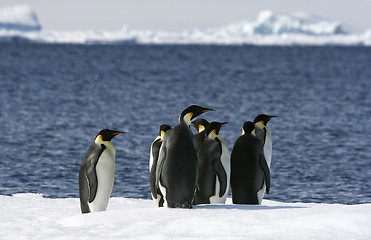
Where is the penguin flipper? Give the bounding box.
[259,153,270,194]
[255,127,266,146]
[78,173,91,213]
[212,159,228,198]
[212,141,227,198]
[84,144,106,203]
[155,143,167,194]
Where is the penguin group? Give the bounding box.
[148,105,276,208]
[78,105,276,213]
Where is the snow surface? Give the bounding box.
[1,194,370,239]
[0,5,41,31]
[0,5,370,45]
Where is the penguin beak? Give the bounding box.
[220,122,228,126]
[112,131,125,135]
[202,108,215,113]
[269,116,277,119]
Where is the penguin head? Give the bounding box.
[179,105,214,126]
[96,129,125,142]
[159,124,171,139]
[191,118,210,133]
[205,121,227,139]
[242,121,255,135]
[253,114,277,126]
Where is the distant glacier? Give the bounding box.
[0,5,370,45]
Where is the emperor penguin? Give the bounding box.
[230,122,270,204]
[79,129,124,213]
[194,122,230,205]
[149,124,171,207]
[253,114,276,168]
[154,105,214,208]
[191,118,209,151]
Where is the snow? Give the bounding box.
[0,5,41,31]
[0,5,370,45]
[1,194,370,239]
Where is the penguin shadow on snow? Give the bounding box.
[193,204,306,211]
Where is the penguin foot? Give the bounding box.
[174,202,193,209]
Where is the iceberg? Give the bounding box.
[0,5,370,45]
[0,5,41,31]
[211,10,346,37]
[0,194,370,239]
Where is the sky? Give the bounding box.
[0,0,370,32]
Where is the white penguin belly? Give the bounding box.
[88,150,115,212]
[149,144,155,202]
[260,129,271,204]
[264,142,272,168]
[259,136,270,205]
[256,127,271,204]
[263,131,272,169]
[220,139,230,203]
[149,145,154,171]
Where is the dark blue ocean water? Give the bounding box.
[0,43,370,204]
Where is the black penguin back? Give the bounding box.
[194,131,206,152]
[230,134,267,204]
[159,121,198,208]
[194,137,222,204]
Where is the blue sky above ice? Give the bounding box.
[0,0,370,32]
